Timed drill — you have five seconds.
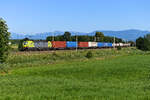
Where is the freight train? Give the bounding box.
[20,40,130,51]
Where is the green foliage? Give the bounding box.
[95,31,104,42]
[0,63,10,73]
[18,40,24,51]
[117,46,122,50]
[0,18,10,63]
[1,47,148,99]
[51,52,59,61]
[46,31,123,43]
[85,51,93,58]
[1,54,150,99]
[136,37,144,50]
[145,34,150,40]
[10,39,20,45]
[136,35,150,51]
[128,41,135,47]
[7,47,145,68]
[63,31,71,41]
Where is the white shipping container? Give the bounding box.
[124,43,130,47]
[123,44,126,46]
[88,42,98,47]
[119,43,123,46]
[115,43,119,46]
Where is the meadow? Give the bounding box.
[0,48,150,100]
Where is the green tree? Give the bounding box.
[136,35,150,51]
[46,36,53,41]
[144,34,150,50]
[95,32,104,42]
[63,31,71,41]
[128,41,135,46]
[0,18,10,63]
[136,37,144,50]
[46,32,124,43]
[145,34,150,41]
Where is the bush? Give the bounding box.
[0,63,10,73]
[85,51,93,59]
[51,52,59,61]
[136,35,150,51]
[117,46,122,50]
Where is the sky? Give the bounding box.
[0,0,150,34]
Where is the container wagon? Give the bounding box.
[52,41,66,49]
[66,41,77,49]
[88,42,98,48]
[78,42,89,48]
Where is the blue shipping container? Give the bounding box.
[98,42,113,47]
[103,43,108,47]
[107,43,113,47]
[103,43,113,47]
[98,42,105,47]
[66,41,77,48]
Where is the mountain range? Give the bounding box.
[11,29,150,41]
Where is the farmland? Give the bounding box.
[0,48,150,99]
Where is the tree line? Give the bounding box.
[46,31,123,43]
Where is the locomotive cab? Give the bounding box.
[23,41,35,50]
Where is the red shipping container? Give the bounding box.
[52,41,66,48]
[78,42,89,48]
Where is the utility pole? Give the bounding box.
[94,36,96,42]
[113,36,115,49]
[52,32,55,41]
[76,33,78,52]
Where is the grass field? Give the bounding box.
[0,48,150,99]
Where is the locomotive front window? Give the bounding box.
[24,42,27,45]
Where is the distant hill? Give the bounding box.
[11,29,150,41]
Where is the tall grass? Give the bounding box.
[0,47,150,99]
[0,54,150,99]
[7,48,146,68]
